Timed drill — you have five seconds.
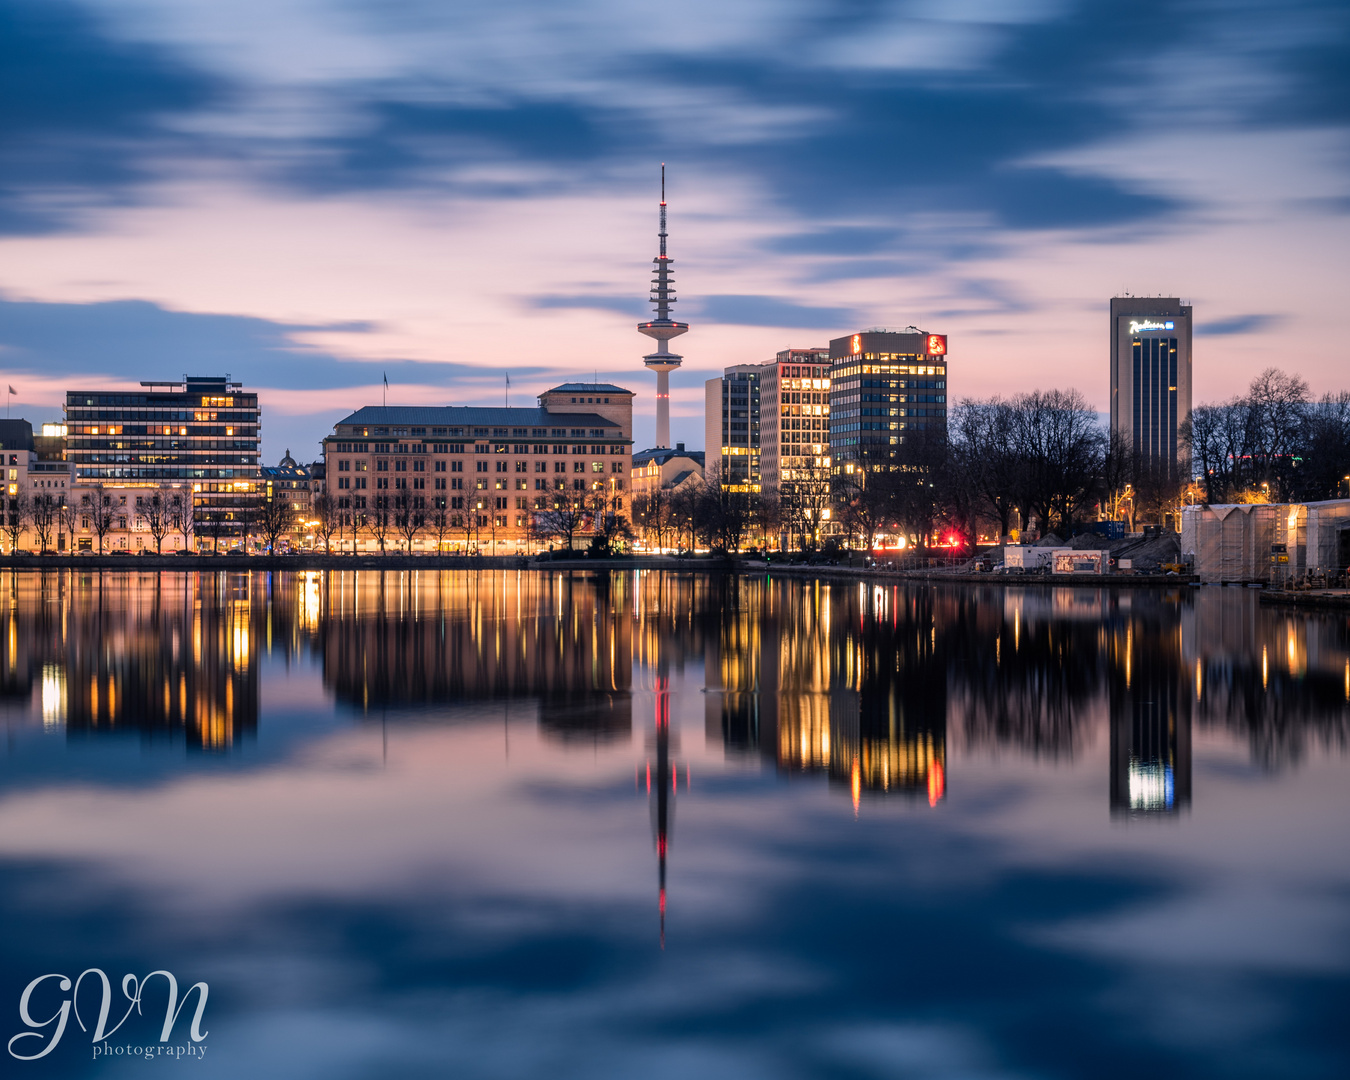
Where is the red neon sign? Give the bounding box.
[926,334,947,357]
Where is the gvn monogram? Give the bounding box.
[8,969,208,1061]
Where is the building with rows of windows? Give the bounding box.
[62,376,261,548]
[827,329,948,477]
[322,383,634,553]
[758,348,832,496]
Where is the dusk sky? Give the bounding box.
[1,0,1346,460]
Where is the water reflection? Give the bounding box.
[0,571,1348,1078]
[316,571,633,744]
[0,570,265,750]
[0,570,1346,798]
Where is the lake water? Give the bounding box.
[1,570,1347,1078]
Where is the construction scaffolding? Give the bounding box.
[1182,500,1350,583]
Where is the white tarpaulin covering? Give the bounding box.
[1182,499,1350,582]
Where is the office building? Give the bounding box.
[705,365,763,492]
[758,348,831,498]
[63,376,261,545]
[828,329,948,474]
[322,382,633,553]
[1109,297,1193,478]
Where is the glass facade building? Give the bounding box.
[827,330,947,474]
[64,376,261,537]
[705,365,763,492]
[1109,298,1193,479]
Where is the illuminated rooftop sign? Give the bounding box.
[850,334,861,355]
[1129,319,1174,333]
[926,334,947,357]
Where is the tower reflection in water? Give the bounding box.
[1110,609,1192,816]
[0,570,264,750]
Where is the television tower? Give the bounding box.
[638,164,688,449]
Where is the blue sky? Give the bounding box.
[1,0,1347,457]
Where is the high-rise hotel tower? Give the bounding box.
[1109,297,1193,478]
[637,166,687,450]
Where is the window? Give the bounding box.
[434,478,446,490]
[475,461,487,473]
[377,460,389,471]
[339,460,350,471]
[413,478,425,490]
[534,461,546,473]
[451,460,463,472]
[395,460,407,472]
[495,461,507,473]
[573,461,585,472]
[356,461,367,471]
[377,477,389,489]
[451,478,463,490]
[394,477,407,489]
[515,497,528,509]
[434,461,446,472]
[515,460,527,473]
[355,477,366,489]
[413,460,425,472]
[534,479,547,491]
[515,479,527,490]
[495,497,507,510]
[611,461,624,473]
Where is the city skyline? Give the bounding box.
[1,1,1347,463]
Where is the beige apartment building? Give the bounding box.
[321,383,634,553]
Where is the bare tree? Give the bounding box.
[143,484,175,554]
[949,398,1022,539]
[259,491,295,552]
[30,492,59,553]
[427,498,453,553]
[532,490,588,552]
[586,489,633,555]
[630,486,671,551]
[392,489,423,552]
[366,498,392,553]
[779,454,832,553]
[88,483,116,554]
[172,492,195,552]
[58,497,80,552]
[667,480,702,555]
[311,491,339,552]
[3,489,32,553]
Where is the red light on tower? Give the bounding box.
[926,334,947,357]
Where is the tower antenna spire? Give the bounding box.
[639,164,688,449]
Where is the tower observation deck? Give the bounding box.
[638,165,688,449]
